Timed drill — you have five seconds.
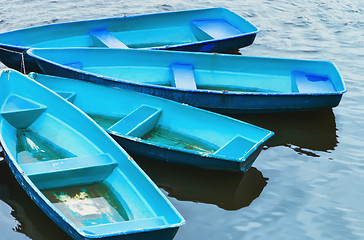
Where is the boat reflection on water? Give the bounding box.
[0,154,72,240]
[136,156,268,211]
[230,108,337,157]
[0,108,337,240]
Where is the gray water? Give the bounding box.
[0,0,363,239]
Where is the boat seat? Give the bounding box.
[22,154,117,189]
[191,19,242,40]
[90,28,128,48]
[80,217,166,235]
[170,63,197,90]
[292,71,336,93]
[108,105,162,138]
[1,95,47,129]
[214,136,256,159]
[55,91,77,103]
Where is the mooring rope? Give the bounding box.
[0,46,27,74]
[20,51,26,74]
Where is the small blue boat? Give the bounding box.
[0,7,258,72]
[29,72,274,172]
[0,69,184,240]
[28,48,347,113]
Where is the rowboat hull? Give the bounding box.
[0,69,184,240]
[30,72,274,172]
[3,149,180,240]
[111,135,262,172]
[0,45,41,72]
[0,7,258,72]
[28,48,347,113]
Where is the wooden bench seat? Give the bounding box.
[170,63,197,90]
[55,91,77,103]
[108,105,161,138]
[191,19,242,39]
[292,71,335,93]
[22,154,117,189]
[1,95,47,129]
[90,28,128,48]
[214,136,256,159]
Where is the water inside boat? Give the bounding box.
[87,113,121,129]
[81,65,293,93]
[83,66,172,86]
[87,113,218,153]
[142,126,218,154]
[42,183,130,227]
[16,129,75,164]
[198,85,267,92]
[112,26,197,49]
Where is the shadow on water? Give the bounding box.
[0,147,72,240]
[135,156,268,211]
[229,108,338,157]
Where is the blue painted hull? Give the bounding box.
[30,72,274,172]
[28,48,347,113]
[0,7,258,72]
[111,136,261,172]
[0,45,42,72]
[4,149,180,240]
[0,69,184,240]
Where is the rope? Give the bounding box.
[0,46,23,54]
[21,51,26,74]
[0,46,28,74]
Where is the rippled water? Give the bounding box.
[0,0,363,239]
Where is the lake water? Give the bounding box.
[0,0,363,239]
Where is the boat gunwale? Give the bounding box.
[27,48,347,97]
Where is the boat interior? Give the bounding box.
[48,87,259,160]
[80,63,338,94]
[0,92,179,234]
[27,47,341,95]
[30,72,264,160]
[88,18,246,49]
[1,8,257,50]
[72,93,257,160]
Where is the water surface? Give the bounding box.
[0,0,363,239]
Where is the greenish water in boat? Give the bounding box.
[198,85,272,92]
[87,113,217,153]
[42,183,130,227]
[87,113,121,129]
[16,129,75,164]
[142,126,218,154]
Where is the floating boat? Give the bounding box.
[0,69,184,240]
[0,8,258,72]
[28,48,347,113]
[29,72,274,172]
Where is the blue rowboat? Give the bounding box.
[28,72,274,172]
[0,69,184,240]
[27,48,347,113]
[0,8,258,72]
